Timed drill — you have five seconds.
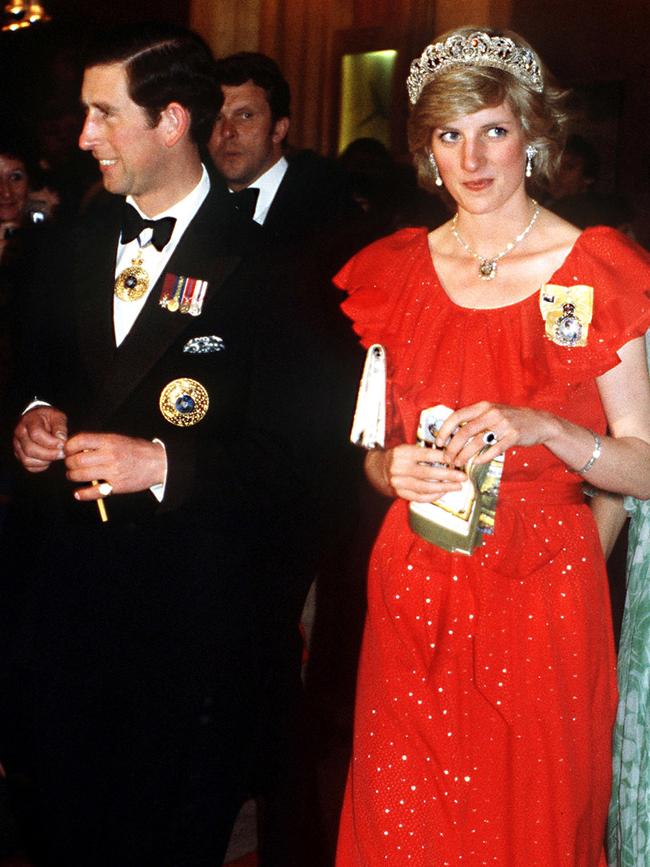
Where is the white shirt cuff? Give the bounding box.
[150,438,167,502]
[23,397,51,414]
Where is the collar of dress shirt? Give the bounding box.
[230,156,288,226]
[120,162,211,252]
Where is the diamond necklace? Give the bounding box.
[450,198,540,280]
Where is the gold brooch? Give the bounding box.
[159,378,209,427]
[539,283,593,347]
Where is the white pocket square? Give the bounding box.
[183,335,225,354]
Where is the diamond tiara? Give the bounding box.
[407,31,544,104]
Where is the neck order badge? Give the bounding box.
[115,252,150,301]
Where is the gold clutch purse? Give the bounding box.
[349,351,504,556]
[408,406,505,556]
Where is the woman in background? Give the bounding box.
[334,27,650,867]
[0,138,31,264]
[599,329,650,867]
[0,136,40,522]
[0,135,57,476]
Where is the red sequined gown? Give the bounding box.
[335,227,650,866]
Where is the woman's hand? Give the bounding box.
[365,444,467,501]
[434,401,558,467]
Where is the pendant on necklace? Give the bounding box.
[114,252,150,302]
[479,259,497,280]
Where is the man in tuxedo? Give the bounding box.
[1,23,354,867]
[209,52,360,276]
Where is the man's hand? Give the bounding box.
[64,433,167,500]
[13,406,69,473]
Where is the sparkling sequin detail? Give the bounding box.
[334,226,650,866]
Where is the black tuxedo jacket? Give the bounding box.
[1,182,359,864]
[262,150,355,249]
[22,186,322,521]
[211,150,363,283]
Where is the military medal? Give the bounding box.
[180,278,192,314]
[540,284,593,347]
[189,281,208,316]
[159,273,208,316]
[114,251,150,302]
[159,377,209,426]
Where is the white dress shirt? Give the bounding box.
[113,164,211,346]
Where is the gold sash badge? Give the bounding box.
[540,283,593,347]
[159,378,209,426]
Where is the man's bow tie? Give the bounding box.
[120,203,176,252]
[228,187,259,221]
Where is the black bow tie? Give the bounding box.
[120,203,176,252]
[228,187,259,221]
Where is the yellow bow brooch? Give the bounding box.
[539,283,594,347]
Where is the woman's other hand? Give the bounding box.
[365,444,467,501]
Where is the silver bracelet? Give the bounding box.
[575,430,602,474]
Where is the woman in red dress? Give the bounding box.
[335,27,650,866]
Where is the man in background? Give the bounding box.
[209,51,361,278]
[210,50,368,866]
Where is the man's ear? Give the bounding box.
[158,102,191,147]
[271,116,290,145]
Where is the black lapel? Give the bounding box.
[74,201,122,392]
[262,162,295,236]
[86,187,245,427]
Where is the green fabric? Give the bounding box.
[608,332,650,866]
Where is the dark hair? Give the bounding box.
[563,134,600,183]
[213,52,290,123]
[0,128,39,185]
[83,22,221,146]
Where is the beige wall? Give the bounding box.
[190,0,262,57]
[258,0,354,154]
[435,0,511,33]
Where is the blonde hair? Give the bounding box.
[407,26,570,192]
